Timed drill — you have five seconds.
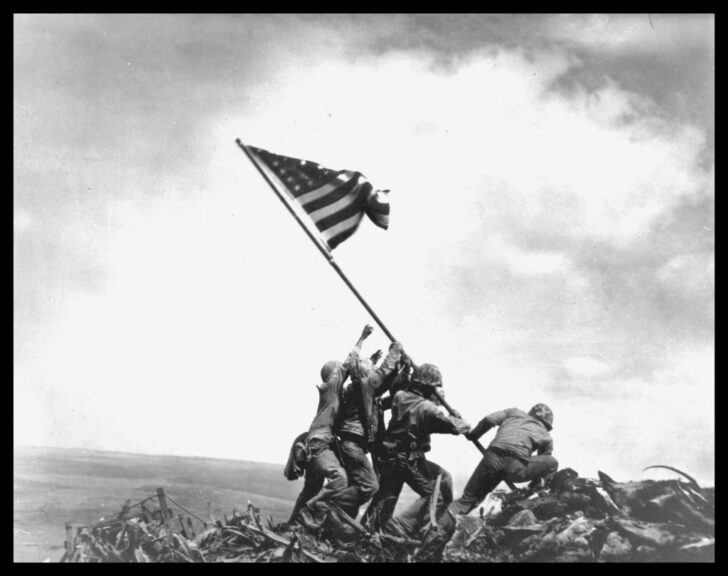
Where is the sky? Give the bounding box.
[14,14,714,488]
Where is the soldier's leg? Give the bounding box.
[447,450,506,518]
[421,459,453,512]
[288,469,324,523]
[387,456,451,536]
[362,460,405,530]
[303,442,350,510]
[338,439,380,518]
[505,454,559,484]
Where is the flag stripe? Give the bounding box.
[307,179,365,223]
[246,145,389,251]
[300,175,360,215]
[315,186,369,231]
[296,178,346,207]
[286,165,340,199]
[322,212,365,248]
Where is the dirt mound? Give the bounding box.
[59,467,714,562]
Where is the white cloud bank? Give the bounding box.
[15,16,713,487]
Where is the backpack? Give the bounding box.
[283,431,310,481]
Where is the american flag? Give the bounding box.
[247,146,390,250]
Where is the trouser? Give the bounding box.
[338,438,379,519]
[288,468,324,523]
[447,448,558,519]
[362,453,453,535]
[295,438,361,517]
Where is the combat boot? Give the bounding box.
[295,502,329,531]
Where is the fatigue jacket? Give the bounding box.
[470,407,553,462]
[307,348,359,445]
[337,345,402,445]
[384,390,460,454]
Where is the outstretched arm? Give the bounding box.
[343,324,374,370]
[355,324,374,351]
[422,403,471,436]
[465,408,519,441]
[369,341,403,395]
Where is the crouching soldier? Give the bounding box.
[438,403,558,535]
[362,363,471,536]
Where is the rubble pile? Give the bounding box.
[60,467,714,562]
[444,467,714,563]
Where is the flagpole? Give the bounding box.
[236,139,396,342]
[237,139,490,459]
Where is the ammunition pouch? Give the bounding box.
[377,439,425,463]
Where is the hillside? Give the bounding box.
[14,445,301,562]
[16,446,714,562]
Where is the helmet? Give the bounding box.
[529,403,554,431]
[320,360,343,382]
[413,363,443,388]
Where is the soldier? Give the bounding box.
[362,362,471,536]
[335,329,403,519]
[435,403,558,538]
[291,326,373,528]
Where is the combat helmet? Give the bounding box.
[529,403,554,431]
[320,360,343,382]
[413,363,443,388]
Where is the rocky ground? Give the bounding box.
[59,466,714,563]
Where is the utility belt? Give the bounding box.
[337,431,371,452]
[378,439,427,461]
[307,436,344,464]
[488,445,531,466]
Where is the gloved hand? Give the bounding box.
[370,349,383,364]
[361,324,374,339]
[465,419,491,441]
[452,417,472,435]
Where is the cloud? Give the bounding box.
[563,356,611,378]
[656,252,715,297]
[13,209,32,233]
[479,235,572,277]
[14,15,713,486]
[543,14,712,55]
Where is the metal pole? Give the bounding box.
[156,487,174,544]
[431,388,489,457]
[237,139,484,455]
[236,139,395,341]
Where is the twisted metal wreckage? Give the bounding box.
[60,465,713,563]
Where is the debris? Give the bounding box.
[60,466,714,562]
[598,531,632,562]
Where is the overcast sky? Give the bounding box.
[14,14,714,488]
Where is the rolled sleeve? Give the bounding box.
[422,404,459,435]
[367,345,402,395]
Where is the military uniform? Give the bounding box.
[335,342,402,518]
[363,388,466,535]
[293,349,362,519]
[448,406,558,517]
